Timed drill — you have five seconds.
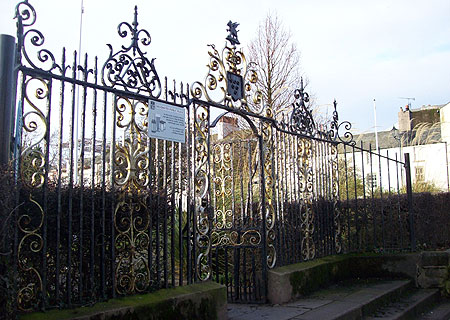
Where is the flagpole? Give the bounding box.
[373,98,379,152]
[75,0,84,185]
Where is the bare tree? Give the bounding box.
[248,13,304,120]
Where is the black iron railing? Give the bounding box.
[0,1,422,316]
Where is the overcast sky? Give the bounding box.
[1,0,449,133]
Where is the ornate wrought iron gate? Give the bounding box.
[209,133,267,301]
[188,22,281,299]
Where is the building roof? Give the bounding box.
[413,104,446,111]
[347,124,442,152]
[348,102,448,152]
[352,130,402,150]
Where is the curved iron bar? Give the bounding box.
[210,110,259,137]
[15,1,61,73]
[101,6,161,97]
[190,97,339,145]
[328,99,356,146]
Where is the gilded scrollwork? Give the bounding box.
[20,76,49,189]
[213,143,233,229]
[17,195,44,311]
[113,96,151,294]
[114,196,150,294]
[262,121,276,268]
[16,74,50,311]
[190,22,263,113]
[330,144,342,253]
[297,139,313,193]
[298,138,315,261]
[114,98,149,191]
[194,103,211,281]
[212,230,261,247]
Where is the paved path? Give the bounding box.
[228,298,336,320]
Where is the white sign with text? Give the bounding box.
[147,99,186,143]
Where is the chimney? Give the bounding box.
[217,115,238,139]
[398,106,412,132]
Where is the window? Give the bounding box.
[415,166,425,182]
[366,173,378,189]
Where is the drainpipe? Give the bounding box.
[0,34,16,166]
[404,153,416,251]
[445,142,449,192]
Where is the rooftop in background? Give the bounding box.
[349,125,441,152]
[341,102,450,152]
[398,103,449,132]
[352,129,404,150]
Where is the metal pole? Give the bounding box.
[445,142,449,192]
[0,34,16,166]
[404,153,416,251]
[258,133,268,301]
[373,99,379,152]
[74,0,84,184]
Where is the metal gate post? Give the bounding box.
[404,153,416,251]
[0,34,16,166]
[259,133,268,300]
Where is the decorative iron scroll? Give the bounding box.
[113,97,150,294]
[298,138,315,261]
[16,74,50,311]
[15,1,60,72]
[191,22,263,113]
[212,230,261,246]
[17,195,44,311]
[262,121,276,268]
[289,78,316,136]
[193,103,211,281]
[328,100,355,145]
[102,6,161,97]
[330,144,342,253]
[114,196,150,294]
[213,143,233,229]
[20,76,49,188]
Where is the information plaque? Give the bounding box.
[148,99,185,143]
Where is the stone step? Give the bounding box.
[292,279,413,320]
[228,279,414,320]
[364,288,440,320]
[417,299,450,320]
